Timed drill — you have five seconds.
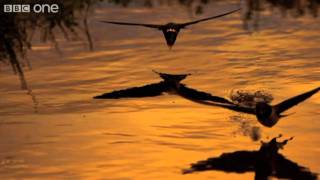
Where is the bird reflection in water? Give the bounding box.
[183,135,318,180]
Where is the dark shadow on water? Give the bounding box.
[94,71,319,128]
[183,135,318,180]
[94,70,233,105]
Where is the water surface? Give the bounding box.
[0,1,320,179]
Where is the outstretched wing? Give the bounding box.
[212,103,256,115]
[94,82,168,99]
[100,20,162,29]
[177,85,256,114]
[178,85,234,105]
[179,8,241,28]
[274,87,319,114]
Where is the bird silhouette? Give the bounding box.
[200,87,319,127]
[100,8,240,47]
[93,70,233,105]
[93,71,319,127]
[183,135,317,180]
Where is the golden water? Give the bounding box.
[0,2,319,179]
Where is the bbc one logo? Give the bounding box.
[3,4,60,13]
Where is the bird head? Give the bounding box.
[162,23,181,47]
[255,102,276,127]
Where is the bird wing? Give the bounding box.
[178,85,234,105]
[274,87,319,114]
[179,8,241,28]
[177,85,255,114]
[100,20,162,29]
[94,82,169,99]
[212,103,256,115]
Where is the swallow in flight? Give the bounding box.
[100,8,240,47]
[93,72,319,128]
[201,87,319,127]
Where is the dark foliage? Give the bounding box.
[0,0,100,89]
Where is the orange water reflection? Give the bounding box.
[0,2,319,180]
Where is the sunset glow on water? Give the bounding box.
[0,1,319,179]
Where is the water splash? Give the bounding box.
[231,115,262,141]
[229,89,273,108]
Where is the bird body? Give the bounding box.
[255,103,280,127]
[100,8,240,47]
[256,87,319,127]
[160,23,181,47]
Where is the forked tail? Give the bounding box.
[152,70,191,83]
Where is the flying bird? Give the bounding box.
[94,71,233,105]
[100,8,240,47]
[201,87,320,127]
[93,71,319,127]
